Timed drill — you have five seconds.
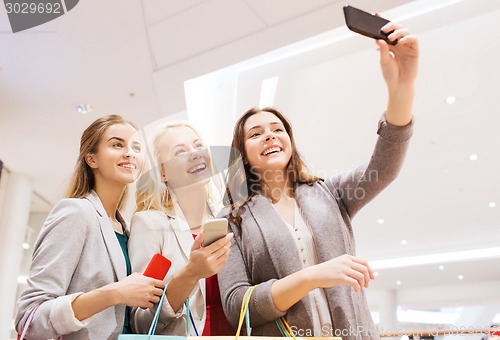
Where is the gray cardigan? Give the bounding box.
[218,118,413,340]
[16,191,128,339]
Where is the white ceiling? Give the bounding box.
[1,0,499,319]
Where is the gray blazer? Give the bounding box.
[218,118,413,340]
[16,191,128,340]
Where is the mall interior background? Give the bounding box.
[1,0,499,339]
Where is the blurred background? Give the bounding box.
[1,0,499,339]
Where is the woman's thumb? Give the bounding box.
[192,232,204,250]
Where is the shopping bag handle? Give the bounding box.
[18,304,62,340]
[235,284,296,340]
[18,305,40,340]
[235,285,258,340]
[147,286,198,336]
[148,286,167,336]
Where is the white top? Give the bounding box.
[281,202,334,336]
[128,203,206,336]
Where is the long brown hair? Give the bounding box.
[225,107,320,220]
[65,114,137,211]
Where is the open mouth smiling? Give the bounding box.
[261,146,282,156]
[187,163,207,174]
[118,162,137,170]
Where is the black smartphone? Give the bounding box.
[343,5,397,46]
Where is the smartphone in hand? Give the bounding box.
[202,218,228,246]
[343,5,397,45]
[143,253,172,280]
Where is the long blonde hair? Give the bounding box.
[135,121,222,214]
[65,114,137,211]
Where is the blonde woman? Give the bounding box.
[128,121,233,335]
[16,115,165,339]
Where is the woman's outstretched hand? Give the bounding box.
[374,17,418,126]
[377,20,419,90]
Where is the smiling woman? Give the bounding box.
[15,115,165,340]
[83,125,143,199]
[218,20,418,340]
[129,121,234,336]
[157,125,212,191]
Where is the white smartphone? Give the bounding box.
[202,218,228,246]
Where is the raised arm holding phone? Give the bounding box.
[218,9,418,340]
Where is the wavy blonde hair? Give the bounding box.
[135,121,222,214]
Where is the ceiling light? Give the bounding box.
[374,271,379,277]
[469,154,478,161]
[401,240,407,245]
[22,243,30,250]
[377,218,384,224]
[370,247,500,270]
[396,280,402,285]
[397,309,460,325]
[438,265,444,270]
[259,76,279,108]
[445,96,456,104]
[458,275,464,280]
[489,202,496,208]
[76,104,93,114]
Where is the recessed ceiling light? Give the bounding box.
[377,218,384,224]
[458,275,464,280]
[22,243,30,250]
[446,96,456,104]
[401,240,407,245]
[438,265,444,270]
[396,280,402,285]
[76,104,93,114]
[489,202,496,208]
[469,154,478,161]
